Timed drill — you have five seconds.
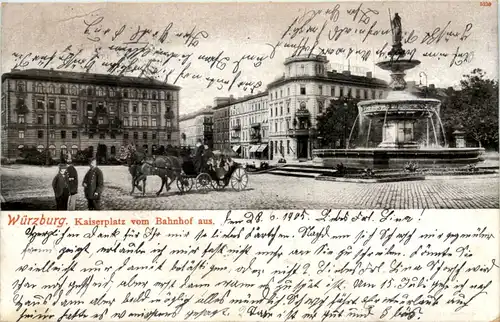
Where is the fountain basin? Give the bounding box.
[312,148,485,170]
[358,98,441,118]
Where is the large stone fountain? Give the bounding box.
[313,13,485,169]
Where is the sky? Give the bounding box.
[1,1,498,115]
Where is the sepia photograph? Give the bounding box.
[1,1,498,210]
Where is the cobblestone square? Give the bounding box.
[1,164,498,210]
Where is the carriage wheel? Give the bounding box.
[176,175,193,193]
[211,179,226,191]
[230,167,249,191]
[195,173,212,194]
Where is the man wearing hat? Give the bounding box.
[66,155,78,210]
[82,157,104,210]
[52,163,70,210]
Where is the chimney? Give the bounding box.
[366,72,373,78]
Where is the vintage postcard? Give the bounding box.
[0,1,499,322]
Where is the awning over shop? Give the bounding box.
[249,145,259,153]
[232,145,241,152]
[256,144,268,153]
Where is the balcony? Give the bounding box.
[287,128,313,138]
[295,107,310,119]
[251,122,261,129]
[164,110,175,119]
[250,134,261,144]
[232,124,241,131]
[231,135,241,142]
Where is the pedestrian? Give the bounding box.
[52,163,70,210]
[66,154,78,210]
[82,157,104,210]
[194,139,205,172]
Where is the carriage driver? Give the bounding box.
[194,138,205,173]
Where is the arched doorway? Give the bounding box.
[97,144,107,164]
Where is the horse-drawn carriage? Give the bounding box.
[176,152,249,193]
[120,145,249,196]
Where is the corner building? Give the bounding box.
[266,55,388,160]
[1,69,180,160]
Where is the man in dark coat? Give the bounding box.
[66,154,78,210]
[194,139,205,173]
[82,157,104,210]
[52,164,70,210]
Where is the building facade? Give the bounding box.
[1,69,180,161]
[212,97,233,152]
[229,92,269,159]
[266,55,388,160]
[179,107,214,148]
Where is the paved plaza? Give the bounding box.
[1,164,498,210]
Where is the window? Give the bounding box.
[356,89,361,98]
[61,131,66,139]
[287,87,290,96]
[89,133,94,139]
[70,86,77,95]
[133,132,138,140]
[142,91,147,99]
[124,132,129,140]
[18,115,25,123]
[152,118,157,127]
[37,115,43,124]
[48,84,55,94]
[152,91,157,100]
[60,86,66,95]
[50,131,55,139]
[300,85,306,95]
[123,104,129,113]
[123,117,129,126]
[142,117,148,126]
[152,132,157,140]
[60,100,67,110]
[142,105,148,114]
[87,86,93,96]
[167,133,171,140]
[287,101,290,114]
[379,91,383,99]
[280,90,283,98]
[111,146,116,155]
[48,99,55,109]
[166,119,172,127]
[17,82,25,92]
[270,93,273,100]
[133,104,138,113]
[275,123,278,132]
[340,87,344,97]
[18,130,24,138]
[87,102,93,112]
[109,88,115,97]
[133,90,138,98]
[123,89,129,98]
[71,100,77,110]
[318,100,324,114]
[72,131,77,139]
[371,90,376,99]
[270,107,273,117]
[151,104,157,113]
[300,64,305,75]
[37,130,43,138]
[61,145,67,156]
[49,115,55,125]
[97,87,104,96]
[133,118,138,126]
[36,84,44,93]
[60,115,66,125]
[331,87,336,96]
[99,133,105,139]
[280,106,283,115]
[98,117,104,125]
[70,115,76,125]
[71,145,78,155]
[37,99,44,110]
[143,132,148,140]
[364,90,368,99]
[319,85,323,95]
[166,92,172,100]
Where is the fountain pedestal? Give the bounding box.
[379,120,418,149]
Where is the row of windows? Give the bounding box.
[230,100,267,116]
[17,82,176,100]
[24,144,161,156]
[269,85,385,100]
[22,98,171,114]
[230,129,266,141]
[22,130,169,141]
[17,114,172,128]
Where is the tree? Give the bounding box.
[440,69,498,150]
[316,98,360,148]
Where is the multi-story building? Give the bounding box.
[1,69,181,161]
[229,92,269,159]
[179,106,214,148]
[266,55,388,160]
[212,96,233,152]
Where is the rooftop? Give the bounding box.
[1,68,181,91]
[268,70,388,89]
[179,106,213,121]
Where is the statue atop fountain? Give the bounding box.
[388,13,405,58]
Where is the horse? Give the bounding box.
[120,147,183,196]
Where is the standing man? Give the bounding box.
[52,164,70,210]
[194,138,205,173]
[83,157,104,210]
[66,154,78,210]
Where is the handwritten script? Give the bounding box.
[1,209,498,322]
